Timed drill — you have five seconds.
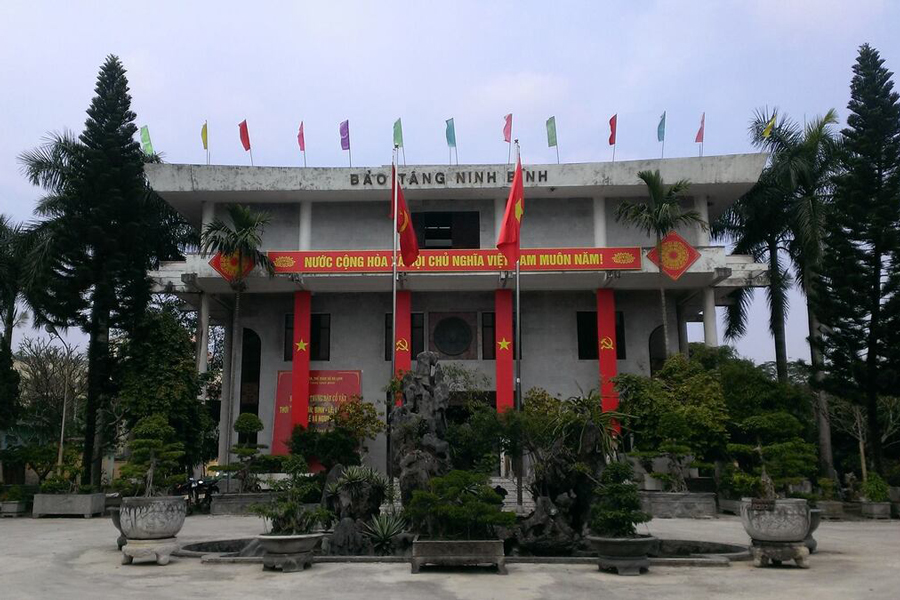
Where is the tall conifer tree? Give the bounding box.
[816,44,900,476]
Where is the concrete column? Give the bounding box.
[494,197,506,240]
[702,288,718,347]
[695,196,710,246]
[593,197,608,247]
[201,201,216,231]
[217,321,234,464]
[196,293,210,379]
[676,303,689,355]
[299,201,312,250]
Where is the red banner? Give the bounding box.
[271,369,362,455]
[646,231,700,281]
[269,247,641,274]
[209,252,254,282]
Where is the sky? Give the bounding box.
[1,0,898,363]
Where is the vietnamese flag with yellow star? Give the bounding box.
[391,167,420,267]
[497,156,524,265]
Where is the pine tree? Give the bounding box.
[816,44,900,476]
[20,56,194,485]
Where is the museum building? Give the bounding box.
[145,154,768,469]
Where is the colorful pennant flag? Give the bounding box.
[497,156,524,266]
[391,166,419,267]
[238,120,251,151]
[393,118,403,148]
[609,114,618,146]
[762,113,777,138]
[297,122,306,152]
[546,116,557,148]
[201,121,208,150]
[503,113,513,143]
[339,120,351,150]
[657,111,666,142]
[445,118,457,148]
[695,112,705,143]
[139,125,154,155]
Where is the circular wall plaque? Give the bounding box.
[432,316,473,356]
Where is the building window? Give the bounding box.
[384,313,425,360]
[576,311,626,360]
[412,211,480,249]
[481,312,518,359]
[284,313,331,361]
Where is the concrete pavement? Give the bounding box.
[0,514,897,599]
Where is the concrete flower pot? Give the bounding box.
[817,500,844,520]
[641,474,665,491]
[1,500,27,517]
[119,496,186,540]
[740,498,810,543]
[210,492,273,515]
[639,491,717,518]
[257,533,324,555]
[586,535,659,576]
[411,538,506,574]
[32,493,105,518]
[804,509,821,553]
[109,507,126,550]
[861,501,891,520]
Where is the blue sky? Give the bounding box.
[1,0,898,362]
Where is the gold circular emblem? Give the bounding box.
[273,256,296,268]
[612,252,635,264]
[660,241,689,270]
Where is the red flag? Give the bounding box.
[238,120,251,151]
[609,114,617,146]
[497,157,524,265]
[391,167,419,267]
[503,113,512,143]
[297,122,305,152]
[695,112,705,143]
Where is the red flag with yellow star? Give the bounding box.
[497,156,524,265]
[391,167,419,267]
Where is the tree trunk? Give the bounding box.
[2,293,14,353]
[855,407,868,483]
[768,240,788,383]
[225,289,242,461]
[82,297,111,487]
[805,276,835,476]
[656,235,671,357]
[865,249,884,475]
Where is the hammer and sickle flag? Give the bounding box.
[497,156,524,266]
[391,166,420,267]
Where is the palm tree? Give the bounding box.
[200,204,274,453]
[0,215,29,352]
[615,171,705,356]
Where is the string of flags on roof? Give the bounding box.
[138,111,742,166]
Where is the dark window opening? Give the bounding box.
[284,313,331,362]
[238,328,261,444]
[385,312,425,360]
[481,312,519,359]
[576,311,626,360]
[412,211,480,249]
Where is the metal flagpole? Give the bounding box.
[612,143,616,163]
[388,147,399,483]
[513,140,524,507]
[348,147,353,168]
[303,149,307,168]
[249,148,254,167]
[661,138,665,159]
[555,144,560,165]
[206,120,210,165]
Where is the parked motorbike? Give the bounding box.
[176,477,220,515]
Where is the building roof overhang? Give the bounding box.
[145,153,767,227]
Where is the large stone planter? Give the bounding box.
[210,492,272,515]
[1,500,27,517]
[119,496,186,540]
[861,501,891,520]
[718,498,741,515]
[411,538,506,574]
[258,532,324,572]
[805,509,821,553]
[740,498,810,543]
[817,500,844,520]
[639,491,716,519]
[32,493,105,518]
[587,535,659,576]
[109,507,126,550]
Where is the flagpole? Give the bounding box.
[513,140,524,507]
[391,146,399,390]
[555,144,560,165]
[348,147,352,168]
[612,143,616,163]
[205,120,210,165]
[249,148,254,167]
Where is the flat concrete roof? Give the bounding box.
[146,153,766,226]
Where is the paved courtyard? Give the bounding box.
[1,514,898,599]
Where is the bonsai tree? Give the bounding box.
[331,399,385,457]
[405,470,515,540]
[290,423,362,472]
[118,414,186,496]
[219,412,267,493]
[861,473,890,503]
[250,455,331,535]
[588,461,651,538]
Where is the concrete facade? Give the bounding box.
[146,154,768,470]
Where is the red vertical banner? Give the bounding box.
[394,290,412,405]
[495,289,514,412]
[292,291,312,429]
[596,289,619,413]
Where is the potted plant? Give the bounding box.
[586,461,656,576]
[117,414,188,565]
[211,413,274,514]
[860,473,891,519]
[31,455,105,518]
[406,470,515,574]
[1,485,28,517]
[816,477,843,520]
[250,455,332,572]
